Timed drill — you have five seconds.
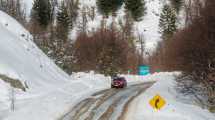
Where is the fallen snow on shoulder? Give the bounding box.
[70,71,156,89]
[122,72,163,85]
[3,71,114,120]
[125,72,215,120]
[71,71,111,89]
[0,11,100,120]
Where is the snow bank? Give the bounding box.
[70,71,156,89]
[0,11,91,120]
[125,72,215,120]
[0,11,71,92]
[122,73,161,85]
[71,71,111,89]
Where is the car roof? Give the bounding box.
[113,77,125,80]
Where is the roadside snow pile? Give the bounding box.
[122,73,160,85]
[71,71,157,89]
[125,72,215,120]
[71,72,111,89]
[69,71,157,91]
[0,11,90,120]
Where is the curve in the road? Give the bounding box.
[60,82,154,120]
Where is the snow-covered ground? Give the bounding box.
[0,0,214,120]
[0,11,106,120]
[0,0,163,118]
[125,72,215,120]
[63,72,215,120]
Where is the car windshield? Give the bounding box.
[113,78,124,81]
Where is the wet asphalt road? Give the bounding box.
[60,82,154,120]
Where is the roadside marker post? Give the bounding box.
[149,94,166,111]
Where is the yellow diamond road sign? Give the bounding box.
[149,94,166,110]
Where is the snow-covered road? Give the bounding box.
[60,82,155,120]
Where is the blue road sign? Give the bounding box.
[139,65,150,76]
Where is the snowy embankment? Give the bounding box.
[0,11,107,120]
[125,72,215,120]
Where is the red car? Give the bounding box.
[111,77,127,88]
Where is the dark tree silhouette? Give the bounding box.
[169,0,184,14]
[56,1,71,41]
[124,0,147,21]
[159,4,177,40]
[96,0,124,17]
[31,0,52,27]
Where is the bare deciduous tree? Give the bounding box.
[0,0,26,25]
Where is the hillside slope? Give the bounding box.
[0,11,70,91]
[0,11,100,120]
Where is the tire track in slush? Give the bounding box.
[117,85,152,120]
[61,89,119,120]
[97,83,153,120]
[92,87,141,120]
[60,82,154,120]
[79,89,120,120]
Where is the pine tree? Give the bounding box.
[31,0,52,27]
[56,1,71,40]
[159,4,177,40]
[98,40,122,76]
[53,1,72,70]
[67,0,79,27]
[125,0,147,21]
[96,0,124,17]
[169,0,184,14]
[56,5,69,46]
